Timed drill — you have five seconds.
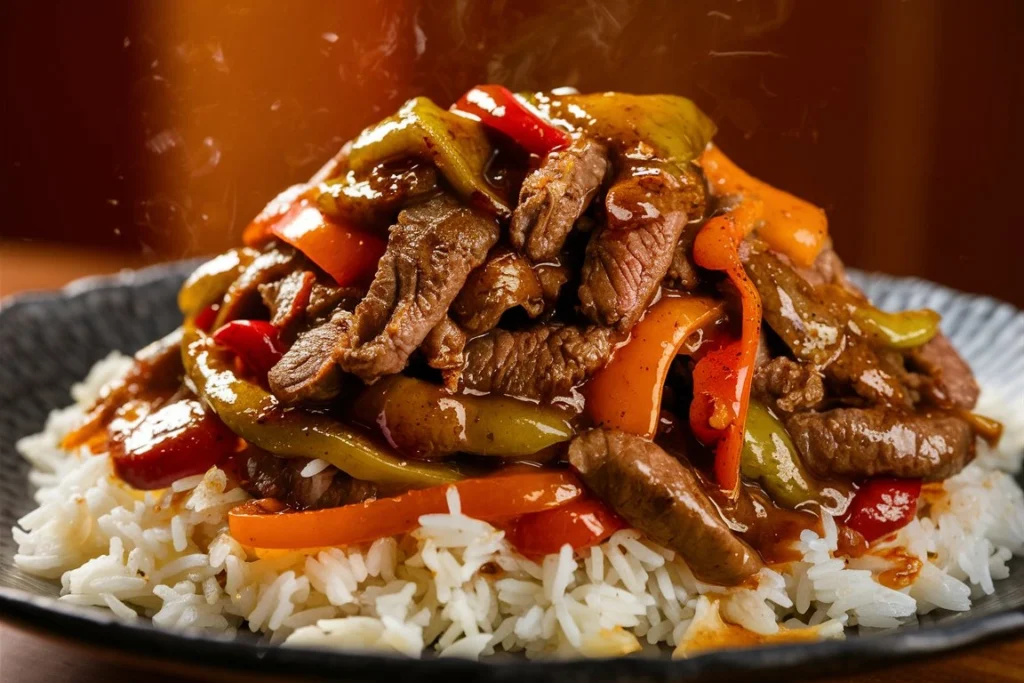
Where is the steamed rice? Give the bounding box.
[11,352,1024,659]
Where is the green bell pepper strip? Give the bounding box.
[521,91,716,165]
[850,306,941,349]
[740,400,817,509]
[181,327,463,488]
[178,247,259,317]
[347,97,509,217]
[353,375,574,459]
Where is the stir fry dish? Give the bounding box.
[62,86,1001,585]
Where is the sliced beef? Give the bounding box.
[239,450,380,510]
[907,334,980,410]
[786,408,975,481]
[319,161,438,229]
[268,310,347,403]
[744,249,908,407]
[752,356,825,413]
[421,316,467,391]
[579,161,706,331]
[462,324,614,402]
[334,195,500,383]
[217,248,299,323]
[664,222,702,291]
[451,246,545,335]
[304,279,363,323]
[260,270,315,340]
[568,429,763,585]
[535,263,570,305]
[510,137,609,263]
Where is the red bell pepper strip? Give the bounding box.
[689,201,763,496]
[242,184,309,248]
[503,498,626,559]
[843,478,922,543]
[228,470,584,549]
[110,399,239,490]
[212,320,285,378]
[452,85,571,156]
[193,304,219,333]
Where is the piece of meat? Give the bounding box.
[579,161,705,331]
[259,270,316,341]
[268,311,347,403]
[462,324,614,402]
[792,244,852,290]
[752,356,825,413]
[664,222,702,291]
[907,334,980,410]
[568,429,763,585]
[319,161,439,229]
[744,248,909,407]
[304,279,363,323]
[451,246,545,335]
[334,194,500,383]
[786,408,975,481]
[509,137,609,263]
[239,450,380,510]
[421,316,467,391]
[217,248,300,323]
[535,263,570,306]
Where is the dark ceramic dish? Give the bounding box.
[1,261,1022,682]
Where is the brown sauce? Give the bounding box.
[876,547,924,589]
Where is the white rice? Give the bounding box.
[11,353,1024,659]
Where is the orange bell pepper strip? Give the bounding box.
[700,144,828,267]
[689,201,763,496]
[228,471,584,550]
[585,295,725,437]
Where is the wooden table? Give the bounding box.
[2,242,1022,682]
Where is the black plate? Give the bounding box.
[1,261,1022,682]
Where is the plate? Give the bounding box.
[1,261,1022,682]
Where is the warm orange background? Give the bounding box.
[2,0,1022,307]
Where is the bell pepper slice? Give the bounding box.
[689,202,763,495]
[850,306,941,349]
[211,320,285,378]
[700,144,828,267]
[242,183,310,248]
[452,85,571,156]
[270,201,385,288]
[177,247,259,317]
[842,478,922,543]
[228,470,584,549]
[585,295,725,437]
[182,327,463,488]
[502,498,626,559]
[110,399,239,490]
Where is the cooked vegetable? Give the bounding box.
[353,375,573,459]
[109,399,239,490]
[271,201,385,287]
[182,327,463,488]
[503,498,626,558]
[585,295,725,437]
[227,471,584,549]
[740,400,816,509]
[177,247,258,317]
[842,478,922,542]
[193,304,219,332]
[689,201,763,495]
[524,91,715,165]
[851,306,941,349]
[211,320,285,378]
[452,85,571,156]
[700,144,828,268]
[242,184,310,248]
[348,97,509,216]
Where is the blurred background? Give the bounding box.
[1,0,1021,304]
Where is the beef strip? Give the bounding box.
[509,137,609,263]
[304,279,363,323]
[462,324,614,402]
[259,270,316,340]
[907,334,980,410]
[786,408,975,481]
[664,222,702,291]
[239,450,380,510]
[752,356,825,413]
[217,248,299,323]
[568,428,763,585]
[744,248,909,407]
[535,263,570,305]
[579,161,705,331]
[333,194,499,384]
[268,310,349,403]
[421,316,467,391]
[451,246,545,335]
[319,162,439,229]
